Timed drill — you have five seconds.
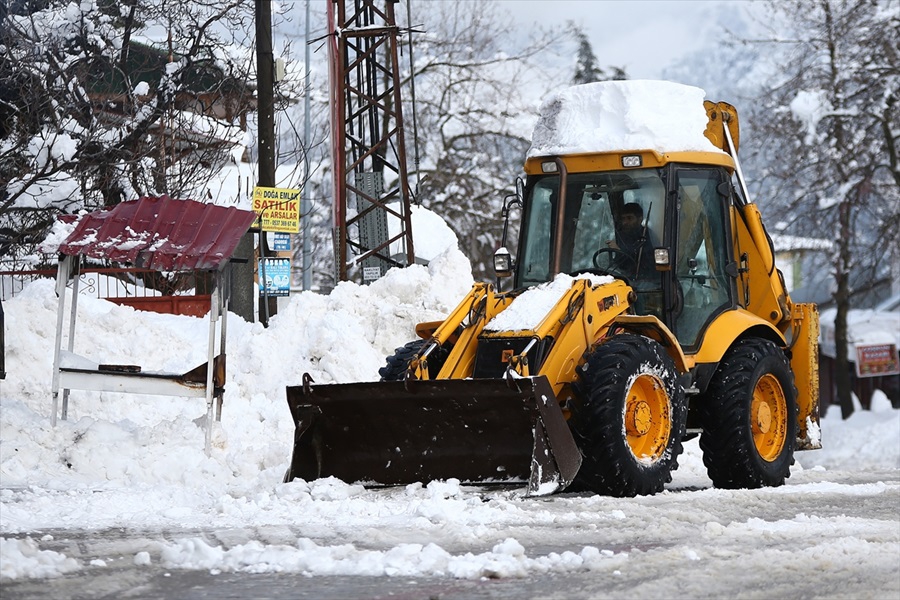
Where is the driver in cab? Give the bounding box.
[605,202,656,280]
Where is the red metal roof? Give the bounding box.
[58,195,257,271]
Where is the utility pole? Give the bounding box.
[256,0,278,324]
[302,0,312,291]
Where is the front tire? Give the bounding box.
[699,338,798,489]
[571,334,687,497]
[379,339,447,381]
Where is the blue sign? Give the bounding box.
[259,258,291,297]
[273,233,292,251]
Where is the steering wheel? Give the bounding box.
[592,247,635,272]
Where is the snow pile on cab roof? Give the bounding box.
[527,80,723,158]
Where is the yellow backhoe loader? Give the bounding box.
[285,81,820,497]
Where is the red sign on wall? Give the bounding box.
[855,344,900,378]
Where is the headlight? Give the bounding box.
[493,247,513,276]
[654,248,670,268]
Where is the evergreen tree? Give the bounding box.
[572,25,603,84]
[569,23,626,85]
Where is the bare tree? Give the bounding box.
[0,0,257,267]
[275,1,622,288]
[747,0,899,416]
[274,1,622,288]
[391,0,562,280]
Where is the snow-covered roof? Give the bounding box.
[527,80,724,158]
[820,296,900,358]
[56,195,257,272]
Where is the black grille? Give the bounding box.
[472,336,553,379]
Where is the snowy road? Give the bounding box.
[3,266,899,598]
[2,458,898,599]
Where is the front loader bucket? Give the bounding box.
[285,375,582,496]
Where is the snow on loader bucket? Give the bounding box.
[284,374,582,496]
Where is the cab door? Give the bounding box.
[670,167,735,350]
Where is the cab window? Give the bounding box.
[674,168,733,347]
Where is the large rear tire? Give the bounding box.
[698,338,797,489]
[571,334,687,497]
[379,339,447,381]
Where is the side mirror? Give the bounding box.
[496,179,524,286]
[515,177,525,202]
[493,247,513,278]
[498,188,523,262]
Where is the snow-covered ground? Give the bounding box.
[1,244,898,593]
[1,80,897,595]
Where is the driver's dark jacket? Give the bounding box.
[615,229,656,280]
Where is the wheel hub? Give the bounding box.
[626,400,652,436]
[753,400,772,434]
[624,374,671,462]
[751,373,787,462]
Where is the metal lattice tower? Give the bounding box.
[327,0,415,283]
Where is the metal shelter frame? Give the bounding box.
[50,257,230,453]
[48,196,256,454]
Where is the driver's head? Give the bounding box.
[618,203,643,234]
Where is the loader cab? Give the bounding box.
[513,163,736,351]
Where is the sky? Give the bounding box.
[1,67,898,592]
[499,0,751,80]
[279,0,754,82]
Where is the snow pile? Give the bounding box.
[400,204,459,262]
[0,244,473,494]
[527,80,723,158]
[811,400,900,470]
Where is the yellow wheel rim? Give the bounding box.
[751,373,788,462]
[624,374,671,463]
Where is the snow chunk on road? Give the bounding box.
[157,535,626,579]
[0,537,81,580]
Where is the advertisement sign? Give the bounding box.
[272,232,292,251]
[252,187,300,233]
[855,344,900,378]
[258,258,291,297]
